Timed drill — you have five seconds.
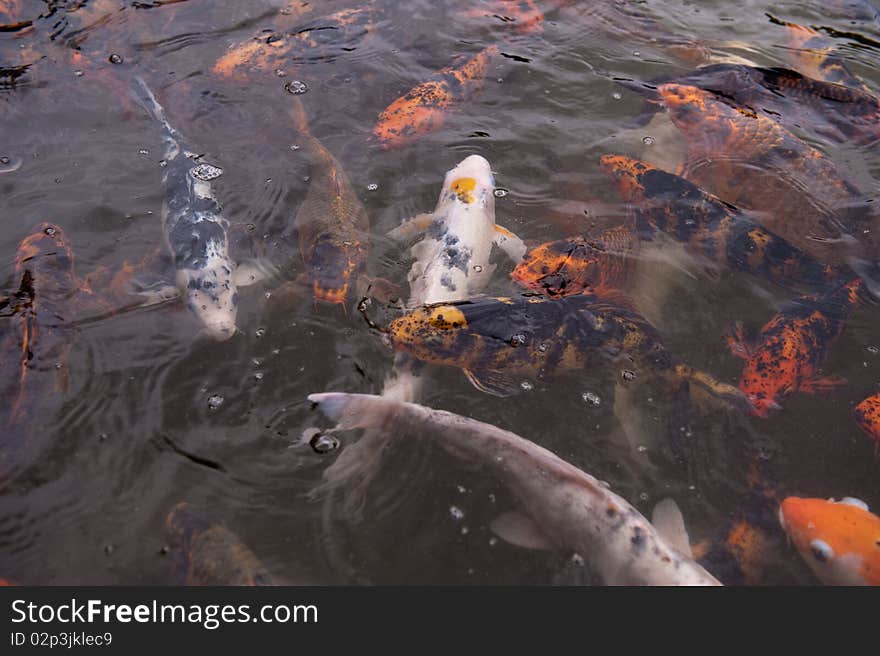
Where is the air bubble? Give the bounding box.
[139,149,150,155]
[509,334,527,346]
[44,226,57,236]
[621,369,637,382]
[108,53,123,65]
[639,492,649,501]
[275,69,286,77]
[473,265,483,273]
[520,381,534,391]
[290,144,300,151]
[254,372,264,381]
[449,506,465,520]
[868,346,879,354]
[310,432,340,454]
[636,445,647,453]
[612,91,622,100]
[642,136,655,145]
[582,391,601,406]
[207,395,224,410]
[285,79,309,95]
[159,159,168,168]
[74,70,84,77]
[367,183,378,191]
[493,188,509,198]
[255,328,266,338]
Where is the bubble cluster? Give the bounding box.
[285,80,309,95]
[207,394,224,410]
[190,163,224,181]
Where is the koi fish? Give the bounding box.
[852,392,880,451]
[464,0,545,35]
[212,5,375,80]
[372,45,498,150]
[131,77,270,339]
[510,226,637,298]
[317,154,524,514]
[309,393,722,585]
[166,502,273,586]
[783,22,873,94]
[623,64,880,147]
[599,154,843,290]
[727,278,864,417]
[379,292,744,405]
[287,96,368,307]
[658,83,871,263]
[779,496,880,585]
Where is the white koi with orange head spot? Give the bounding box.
[391,154,526,307]
[779,496,880,586]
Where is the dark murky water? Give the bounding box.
[1,0,879,585]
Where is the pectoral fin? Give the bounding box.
[387,213,436,243]
[463,368,523,397]
[493,224,527,263]
[490,511,554,550]
[651,498,692,557]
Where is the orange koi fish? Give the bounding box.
[727,278,863,417]
[510,226,637,298]
[784,22,873,94]
[853,393,880,452]
[779,496,880,585]
[464,0,545,34]
[372,45,498,149]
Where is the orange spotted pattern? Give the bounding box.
[853,393,880,451]
[372,45,498,149]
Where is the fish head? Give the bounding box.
[779,496,880,585]
[387,303,472,363]
[598,154,656,202]
[308,235,362,306]
[657,83,722,134]
[14,223,78,298]
[178,268,238,341]
[853,393,880,446]
[438,154,496,213]
[511,240,601,297]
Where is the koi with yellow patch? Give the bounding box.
[212,5,375,80]
[381,293,744,404]
[727,278,864,417]
[779,496,880,586]
[287,96,368,307]
[658,83,871,262]
[166,502,273,586]
[372,45,498,150]
[599,154,843,290]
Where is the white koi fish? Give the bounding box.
[309,392,722,586]
[316,154,525,514]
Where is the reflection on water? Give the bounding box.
[1,0,879,585]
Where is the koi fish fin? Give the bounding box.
[490,511,554,550]
[651,498,693,557]
[126,270,180,305]
[356,274,402,305]
[800,375,847,394]
[232,258,279,287]
[387,213,436,243]
[463,368,522,397]
[492,224,527,263]
[725,321,754,360]
[674,364,752,415]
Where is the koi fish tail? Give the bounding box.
[289,96,314,140]
[130,77,181,145]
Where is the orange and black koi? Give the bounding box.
[166,502,273,586]
[853,392,880,452]
[380,293,744,404]
[658,83,871,262]
[599,154,843,290]
[213,5,375,80]
[288,97,368,306]
[372,45,498,149]
[727,278,864,417]
[464,0,545,35]
[510,226,637,298]
[622,63,880,147]
[783,21,873,94]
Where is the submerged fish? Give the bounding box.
[852,392,880,451]
[381,292,744,404]
[623,64,880,147]
[372,45,498,149]
[658,83,871,262]
[318,154,524,513]
[309,393,721,585]
[287,96,368,307]
[779,496,880,586]
[510,226,637,298]
[599,154,843,289]
[783,22,873,94]
[463,0,546,35]
[212,5,376,80]
[166,502,273,586]
[727,278,863,417]
[131,77,263,340]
